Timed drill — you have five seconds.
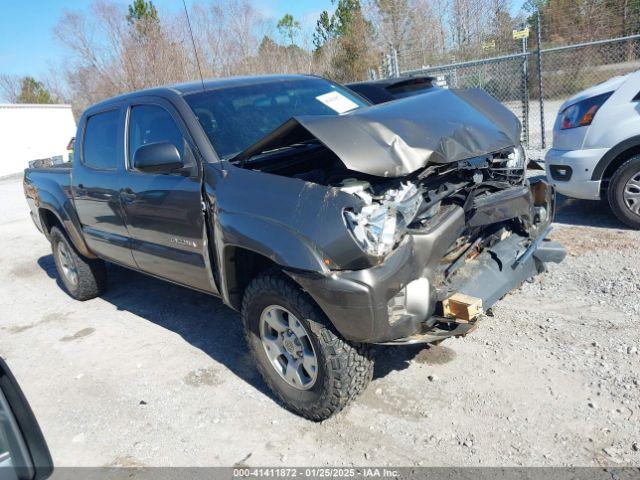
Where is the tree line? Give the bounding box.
[0,0,638,115]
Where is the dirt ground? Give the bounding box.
[1,175,639,467]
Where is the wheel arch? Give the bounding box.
[216,212,328,310]
[592,135,640,194]
[36,200,96,259]
[38,208,63,239]
[222,245,282,311]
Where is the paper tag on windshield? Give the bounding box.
[316,91,359,114]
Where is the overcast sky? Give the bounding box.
[0,0,334,79]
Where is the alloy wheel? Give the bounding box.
[57,241,78,286]
[623,171,640,216]
[259,305,318,390]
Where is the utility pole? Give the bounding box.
[392,47,400,77]
[519,22,530,147]
[536,9,546,149]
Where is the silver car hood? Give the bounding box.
[234,88,521,178]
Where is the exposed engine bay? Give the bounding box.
[229,86,538,266]
[234,138,537,262]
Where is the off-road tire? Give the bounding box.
[51,227,107,300]
[607,155,640,229]
[242,271,374,421]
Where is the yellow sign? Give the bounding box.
[513,28,530,40]
[482,40,496,50]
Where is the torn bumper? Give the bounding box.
[288,180,566,344]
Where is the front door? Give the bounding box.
[119,99,215,293]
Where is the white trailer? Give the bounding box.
[0,104,76,177]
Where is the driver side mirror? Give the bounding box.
[0,358,53,480]
[133,142,183,174]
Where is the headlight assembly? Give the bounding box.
[559,91,612,130]
[344,183,423,257]
[506,144,526,169]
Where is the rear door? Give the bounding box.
[72,106,136,266]
[119,98,215,293]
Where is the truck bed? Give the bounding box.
[24,167,71,190]
[25,163,72,174]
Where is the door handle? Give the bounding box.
[120,188,136,202]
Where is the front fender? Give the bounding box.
[203,162,371,270]
[219,211,327,272]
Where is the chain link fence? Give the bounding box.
[396,34,640,161]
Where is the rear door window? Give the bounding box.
[82,110,119,170]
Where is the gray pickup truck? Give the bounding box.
[24,74,565,420]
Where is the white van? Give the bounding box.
[545,70,640,228]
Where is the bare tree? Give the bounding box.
[0,74,21,103]
[487,0,514,54]
[189,0,267,77]
[41,65,72,105]
[404,0,450,68]
[370,0,412,53]
[46,0,379,112]
[54,0,196,114]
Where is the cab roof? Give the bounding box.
[86,74,319,112]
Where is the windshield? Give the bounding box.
[184,77,369,160]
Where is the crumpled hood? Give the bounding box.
[234,87,521,178]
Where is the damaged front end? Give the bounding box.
[230,89,566,344]
[286,157,564,344]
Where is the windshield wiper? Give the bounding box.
[233,140,321,166]
[222,151,242,161]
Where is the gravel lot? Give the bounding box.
[1,175,639,467]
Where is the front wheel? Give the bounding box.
[242,272,373,421]
[608,155,640,229]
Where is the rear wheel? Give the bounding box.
[242,272,373,421]
[608,155,640,229]
[51,227,107,300]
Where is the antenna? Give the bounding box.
[182,0,205,91]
